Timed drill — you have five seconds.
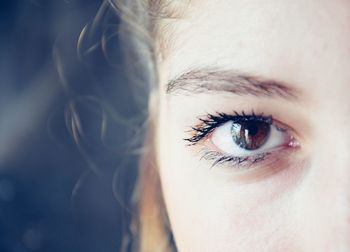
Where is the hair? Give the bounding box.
[61,0,186,251]
[113,0,187,251]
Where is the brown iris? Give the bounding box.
[231,120,271,150]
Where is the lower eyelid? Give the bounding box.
[201,149,272,168]
[199,147,302,183]
[203,146,281,166]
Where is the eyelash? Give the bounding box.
[185,111,286,168]
[200,150,272,168]
[186,111,272,143]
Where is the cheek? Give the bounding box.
[156,110,304,252]
[159,158,303,252]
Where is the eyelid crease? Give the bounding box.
[167,68,300,100]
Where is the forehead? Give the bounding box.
[160,0,350,94]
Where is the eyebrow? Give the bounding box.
[166,68,300,100]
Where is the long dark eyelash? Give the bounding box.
[184,111,273,144]
[202,150,271,168]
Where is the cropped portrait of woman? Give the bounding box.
[4,0,347,251]
[110,0,350,251]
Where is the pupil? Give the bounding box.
[246,124,258,136]
[231,121,271,150]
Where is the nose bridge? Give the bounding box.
[324,110,350,169]
[303,108,350,250]
[317,110,350,199]
[316,92,350,161]
[300,39,350,251]
[333,117,350,211]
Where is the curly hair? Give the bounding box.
[112,0,187,251]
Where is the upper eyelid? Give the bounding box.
[184,112,273,144]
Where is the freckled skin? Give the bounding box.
[156,0,350,251]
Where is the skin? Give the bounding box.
[155,0,350,251]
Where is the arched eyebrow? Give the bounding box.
[166,68,300,100]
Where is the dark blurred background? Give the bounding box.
[0,1,140,251]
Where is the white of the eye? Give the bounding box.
[211,121,286,157]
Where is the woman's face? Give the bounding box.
[156,0,350,251]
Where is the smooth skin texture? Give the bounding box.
[156,0,350,251]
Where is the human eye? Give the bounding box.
[185,111,300,169]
